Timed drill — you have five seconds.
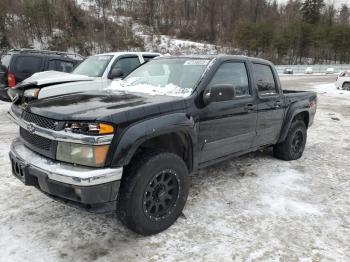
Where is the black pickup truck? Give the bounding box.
[8,55,317,235]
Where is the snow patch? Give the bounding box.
[107,79,192,97]
[246,168,321,216]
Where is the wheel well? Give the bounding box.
[132,132,193,172]
[293,111,309,128]
[342,82,350,87]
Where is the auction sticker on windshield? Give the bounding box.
[184,60,210,66]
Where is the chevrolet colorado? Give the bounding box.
[8,55,317,235]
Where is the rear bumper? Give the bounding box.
[9,138,123,213]
[0,86,10,101]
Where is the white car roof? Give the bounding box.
[94,52,160,56]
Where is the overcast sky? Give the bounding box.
[277,0,350,8]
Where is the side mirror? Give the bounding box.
[108,68,124,79]
[203,84,236,104]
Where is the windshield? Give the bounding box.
[72,55,112,77]
[107,58,210,97]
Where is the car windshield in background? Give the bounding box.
[108,58,211,97]
[72,55,112,77]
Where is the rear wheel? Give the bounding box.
[342,82,350,91]
[273,120,307,161]
[117,151,189,235]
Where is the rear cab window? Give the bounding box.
[253,63,279,96]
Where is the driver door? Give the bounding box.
[198,61,257,163]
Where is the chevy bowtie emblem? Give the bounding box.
[27,123,36,134]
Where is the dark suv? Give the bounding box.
[0,49,83,101]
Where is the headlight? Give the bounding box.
[64,122,115,135]
[56,142,109,167]
[24,88,40,98]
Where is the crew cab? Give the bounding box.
[8,52,160,102]
[8,55,317,235]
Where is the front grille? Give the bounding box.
[22,111,56,130]
[20,128,56,158]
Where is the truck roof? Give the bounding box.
[155,54,274,65]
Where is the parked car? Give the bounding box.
[283,68,294,74]
[326,68,334,74]
[9,52,160,103]
[305,67,313,74]
[0,49,83,101]
[8,55,317,235]
[336,70,350,90]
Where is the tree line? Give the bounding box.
[1,0,350,64]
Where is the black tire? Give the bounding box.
[273,120,307,161]
[342,82,350,91]
[117,151,189,235]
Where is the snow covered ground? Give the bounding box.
[0,77,349,261]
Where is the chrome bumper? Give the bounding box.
[10,138,123,186]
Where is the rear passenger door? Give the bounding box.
[109,56,141,78]
[253,63,284,146]
[199,61,257,163]
[12,55,44,82]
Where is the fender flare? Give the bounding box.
[110,113,196,167]
[278,101,310,143]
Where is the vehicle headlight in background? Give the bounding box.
[56,142,110,167]
[24,88,40,98]
[65,122,115,135]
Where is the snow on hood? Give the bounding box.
[106,79,193,97]
[22,71,95,86]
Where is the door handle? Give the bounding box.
[245,103,255,112]
[274,101,283,108]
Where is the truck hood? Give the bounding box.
[26,90,187,123]
[20,71,95,86]
[37,80,110,99]
[9,71,99,102]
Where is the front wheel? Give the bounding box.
[117,151,189,235]
[273,120,307,161]
[342,82,350,91]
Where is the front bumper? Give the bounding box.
[9,138,123,213]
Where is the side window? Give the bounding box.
[142,55,158,63]
[253,63,278,96]
[56,60,74,72]
[14,56,42,74]
[48,60,56,70]
[1,54,11,69]
[111,57,140,76]
[209,62,250,97]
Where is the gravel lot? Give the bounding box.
[0,76,349,261]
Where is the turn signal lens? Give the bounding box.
[65,122,115,135]
[99,123,114,134]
